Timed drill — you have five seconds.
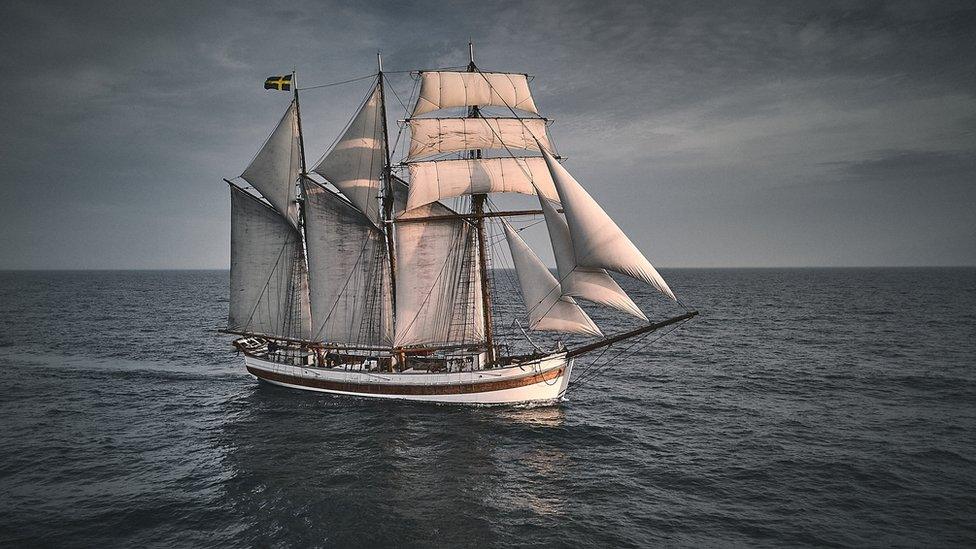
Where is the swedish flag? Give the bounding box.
[264,74,292,91]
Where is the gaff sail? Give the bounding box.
[227,185,310,339]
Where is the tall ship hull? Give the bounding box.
[237,341,572,405]
[221,45,696,406]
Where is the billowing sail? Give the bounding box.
[241,102,301,228]
[228,185,310,339]
[394,201,484,347]
[541,148,677,301]
[313,83,385,224]
[406,117,551,160]
[406,157,559,211]
[303,180,392,347]
[412,71,539,116]
[539,197,647,320]
[502,221,602,336]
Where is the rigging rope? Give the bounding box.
[297,73,376,91]
[388,76,420,164]
[482,213,525,352]
[571,317,693,388]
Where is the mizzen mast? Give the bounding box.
[289,71,313,339]
[292,70,310,183]
[227,72,311,343]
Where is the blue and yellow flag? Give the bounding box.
[264,74,292,91]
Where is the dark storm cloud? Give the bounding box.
[1,0,974,268]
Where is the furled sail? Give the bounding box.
[502,221,602,336]
[241,102,301,228]
[303,180,392,347]
[541,148,677,301]
[228,185,311,339]
[539,197,647,320]
[412,71,539,116]
[313,84,385,224]
[405,157,559,211]
[406,117,551,161]
[394,201,484,347]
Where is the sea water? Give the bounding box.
[0,268,973,547]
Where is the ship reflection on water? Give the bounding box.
[216,383,573,545]
[496,405,567,428]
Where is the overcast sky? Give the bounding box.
[1,0,973,269]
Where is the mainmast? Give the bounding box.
[467,42,497,365]
[377,52,398,314]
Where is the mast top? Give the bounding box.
[467,41,476,71]
[377,51,383,73]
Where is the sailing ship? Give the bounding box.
[222,45,697,405]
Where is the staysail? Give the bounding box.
[406,117,551,161]
[540,148,677,301]
[539,197,647,319]
[228,185,311,339]
[405,157,559,211]
[502,220,602,336]
[303,179,392,347]
[313,83,385,224]
[241,103,301,228]
[412,71,538,116]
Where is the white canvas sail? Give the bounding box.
[394,201,484,347]
[539,197,647,320]
[406,117,551,161]
[502,220,602,336]
[406,157,559,211]
[540,148,677,301]
[303,180,392,347]
[228,185,311,339]
[412,71,539,116]
[241,102,301,228]
[313,84,385,224]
